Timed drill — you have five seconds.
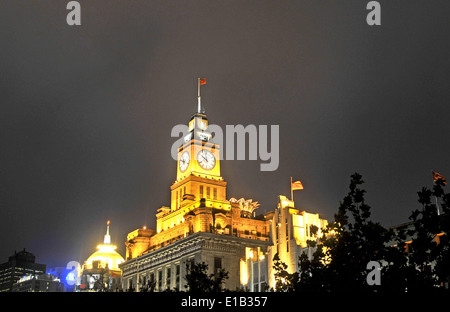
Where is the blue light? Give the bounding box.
[66,272,76,282]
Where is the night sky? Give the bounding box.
[1,1,449,269]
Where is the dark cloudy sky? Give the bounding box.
[1,1,449,268]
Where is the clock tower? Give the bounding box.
[155,79,228,234]
[176,111,221,181]
[171,110,226,212]
[121,78,328,293]
[122,79,281,292]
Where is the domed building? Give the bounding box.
[78,221,125,292]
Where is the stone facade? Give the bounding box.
[121,232,270,291]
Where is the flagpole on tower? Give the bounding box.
[291,179,304,203]
[433,171,439,216]
[291,177,293,201]
[197,78,201,113]
[432,170,447,216]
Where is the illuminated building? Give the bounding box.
[266,196,328,287]
[120,85,328,291]
[12,273,64,292]
[46,266,77,292]
[0,249,46,292]
[78,221,125,291]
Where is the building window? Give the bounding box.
[175,264,180,291]
[149,272,155,286]
[213,188,217,200]
[128,279,133,291]
[166,267,171,290]
[214,257,222,275]
[206,187,210,199]
[200,185,204,198]
[158,270,162,291]
[251,258,268,292]
[186,258,195,273]
[253,262,259,291]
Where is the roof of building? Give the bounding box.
[84,221,125,271]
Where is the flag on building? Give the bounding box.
[291,180,304,191]
[432,171,447,185]
[200,78,206,85]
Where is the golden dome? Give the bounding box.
[85,244,125,270]
[84,221,125,271]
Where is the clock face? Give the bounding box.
[197,149,215,170]
[179,151,190,172]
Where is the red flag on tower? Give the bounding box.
[290,177,303,201]
[197,78,207,113]
[432,171,447,185]
[291,180,304,191]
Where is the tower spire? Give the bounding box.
[104,220,111,244]
[197,78,206,113]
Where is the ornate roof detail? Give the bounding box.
[229,198,260,217]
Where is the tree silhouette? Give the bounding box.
[273,173,393,292]
[315,173,392,292]
[272,253,298,292]
[184,261,229,292]
[401,178,450,291]
[272,173,450,293]
[139,277,156,292]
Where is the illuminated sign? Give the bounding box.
[18,275,33,283]
[66,272,76,283]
